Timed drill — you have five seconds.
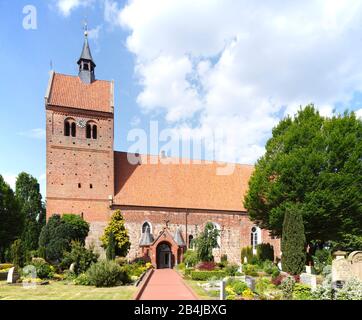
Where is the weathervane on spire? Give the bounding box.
[83,17,88,37]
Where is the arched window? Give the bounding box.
[86,122,98,139]
[71,122,76,137]
[64,120,70,136]
[86,124,91,139]
[251,226,261,253]
[188,235,194,249]
[142,221,152,234]
[92,125,97,139]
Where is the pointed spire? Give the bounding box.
[77,22,96,84]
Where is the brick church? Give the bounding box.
[45,31,280,268]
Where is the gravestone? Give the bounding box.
[305,266,312,274]
[332,255,352,283]
[245,276,256,291]
[6,267,20,284]
[347,251,362,281]
[300,273,317,290]
[220,280,226,300]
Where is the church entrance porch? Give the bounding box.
[139,226,186,269]
[157,242,172,269]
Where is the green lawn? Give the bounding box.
[0,281,137,300]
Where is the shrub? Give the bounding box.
[101,210,130,257]
[232,281,248,295]
[194,222,220,262]
[73,273,92,286]
[335,278,362,300]
[86,260,128,287]
[190,270,226,281]
[225,285,236,300]
[281,207,306,275]
[280,276,295,300]
[293,283,312,300]
[311,274,334,300]
[184,268,194,277]
[312,248,332,274]
[10,239,25,267]
[256,243,274,262]
[61,241,99,275]
[272,268,280,278]
[31,258,54,279]
[38,214,90,263]
[242,288,254,299]
[255,278,272,295]
[176,262,185,271]
[243,264,258,276]
[196,261,216,271]
[241,246,253,264]
[183,250,199,267]
[225,264,239,276]
[115,257,127,266]
[271,274,285,286]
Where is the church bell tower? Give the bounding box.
[45,27,115,235]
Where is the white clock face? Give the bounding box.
[77,119,86,128]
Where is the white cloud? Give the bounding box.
[56,0,94,17]
[110,0,362,163]
[3,174,16,191]
[18,128,46,140]
[87,25,102,40]
[356,108,362,119]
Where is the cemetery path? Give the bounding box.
[137,269,198,300]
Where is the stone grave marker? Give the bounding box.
[6,267,20,284]
[332,254,352,283]
[245,276,256,291]
[348,251,362,281]
[300,273,317,290]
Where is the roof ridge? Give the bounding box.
[54,72,112,83]
[114,150,254,167]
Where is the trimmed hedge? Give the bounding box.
[190,270,226,281]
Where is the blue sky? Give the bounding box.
[1,0,362,197]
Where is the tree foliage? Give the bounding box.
[39,214,89,263]
[195,222,220,262]
[106,232,116,261]
[15,172,45,253]
[0,175,22,261]
[244,105,362,249]
[101,210,130,257]
[281,206,306,275]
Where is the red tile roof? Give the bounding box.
[114,151,253,212]
[48,73,112,113]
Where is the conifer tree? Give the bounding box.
[106,232,116,261]
[281,205,306,275]
[101,210,130,257]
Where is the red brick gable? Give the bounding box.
[113,151,253,212]
[47,73,112,113]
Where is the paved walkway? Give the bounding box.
[138,269,198,300]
